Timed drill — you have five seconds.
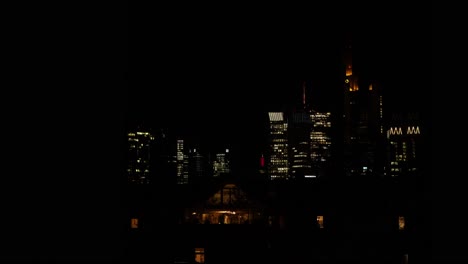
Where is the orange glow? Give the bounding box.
[369,84,373,91]
[131,218,138,229]
[346,65,352,76]
[317,215,324,228]
[399,216,405,230]
[195,248,205,263]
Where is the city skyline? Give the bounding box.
[122,3,431,263]
[127,14,430,177]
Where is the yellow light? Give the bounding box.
[399,216,405,230]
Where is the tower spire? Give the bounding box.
[302,81,306,110]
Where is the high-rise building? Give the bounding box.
[189,147,207,182]
[213,148,231,177]
[343,34,384,177]
[149,128,174,186]
[310,111,332,178]
[289,112,313,179]
[176,139,189,184]
[268,112,289,180]
[386,113,422,177]
[127,130,155,184]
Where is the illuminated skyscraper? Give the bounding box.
[268,112,289,180]
[386,113,421,177]
[127,130,154,184]
[176,139,189,184]
[343,34,384,177]
[213,148,231,177]
[310,111,332,178]
[289,112,313,179]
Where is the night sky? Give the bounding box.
[128,3,430,175]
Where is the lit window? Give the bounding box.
[194,248,205,263]
[399,216,405,230]
[317,215,324,229]
[131,218,138,229]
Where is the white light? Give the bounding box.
[305,175,316,178]
[226,149,229,153]
[268,112,284,121]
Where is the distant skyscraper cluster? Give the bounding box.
[126,130,231,185]
[264,34,422,180]
[126,34,423,185]
[267,101,332,180]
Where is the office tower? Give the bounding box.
[289,112,313,179]
[176,139,189,184]
[268,112,289,180]
[343,34,384,177]
[310,110,332,178]
[386,112,422,177]
[127,130,154,184]
[150,128,174,186]
[189,147,207,182]
[213,148,231,177]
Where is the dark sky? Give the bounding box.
[128,3,431,174]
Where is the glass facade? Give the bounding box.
[268,112,289,180]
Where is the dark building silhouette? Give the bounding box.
[188,147,208,184]
[343,34,385,177]
[149,128,174,186]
